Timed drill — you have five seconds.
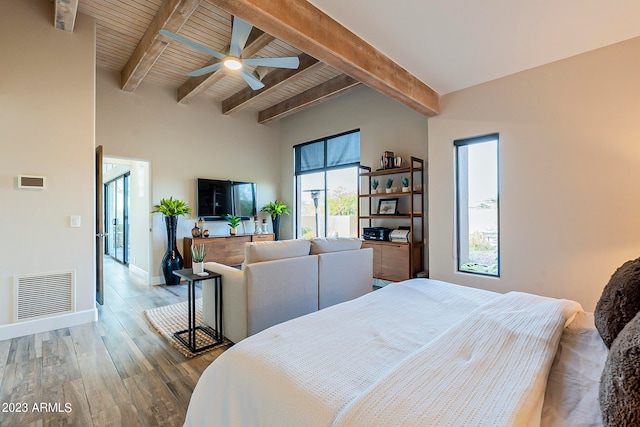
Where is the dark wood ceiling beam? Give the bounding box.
[54,0,79,32]
[258,74,361,124]
[207,0,440,116]
[222,53,321,114]
[121,0,202,92]
[178,29,274,104]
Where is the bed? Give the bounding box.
[184,278,609,426]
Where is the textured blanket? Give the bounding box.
[184,280,583,427]
[332,292,582,427]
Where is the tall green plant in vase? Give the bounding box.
[152,197,192,285]
[260,200,290,241]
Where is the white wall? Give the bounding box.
[279,86,429,246]
[0,0,96,336]
[96,69,282,283]
[428,36,640,311]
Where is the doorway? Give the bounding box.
[102,157,152,285]
[104,172,130,264]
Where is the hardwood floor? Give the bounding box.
[0,257,229,427]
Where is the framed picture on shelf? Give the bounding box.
[377,198,399,215]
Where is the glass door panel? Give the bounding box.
[104,173,129,264]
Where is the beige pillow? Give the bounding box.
[243,239,311,265]
[310,237,362,254]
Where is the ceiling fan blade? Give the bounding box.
[159,29,225,60]
[240,69,265,90]
[229,17,253,58]
[241,56,300,69]
[186,62,224,77]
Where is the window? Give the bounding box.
[455,134,500,276]
[294,130,360,239]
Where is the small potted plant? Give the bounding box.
[371,179,379,194]
[401,176,410,192]
[191,244,206,274]
[385,178,394,193]
[225,214,242,235]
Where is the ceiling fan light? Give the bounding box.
[224,58,242,70]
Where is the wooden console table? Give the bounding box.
[184,234,274,268]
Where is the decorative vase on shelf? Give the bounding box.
[197,217,205,237]
[162,215,183,286]
[191,222,200,238]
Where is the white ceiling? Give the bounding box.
[307,0,640,94]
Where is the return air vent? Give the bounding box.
[13,271,75,322]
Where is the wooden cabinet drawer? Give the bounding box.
[223,236,251,266]
[380,243,410,281]
[252,234,275,242]
[362,240,411,282]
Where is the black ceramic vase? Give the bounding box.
[272,214,281,241]
[162,215,183,285]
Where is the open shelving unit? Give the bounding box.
[358,156,425,281]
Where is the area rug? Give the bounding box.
[143,298,231,358]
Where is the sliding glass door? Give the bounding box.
[104,173,130,264]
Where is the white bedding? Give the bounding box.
[185,279,608,427]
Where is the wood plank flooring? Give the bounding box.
[0,257,230,427]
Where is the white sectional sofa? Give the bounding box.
[202,237,373,343]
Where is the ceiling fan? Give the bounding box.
[159,17,300,90]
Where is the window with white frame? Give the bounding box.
[455,134,500,276]
[294,130,360,239]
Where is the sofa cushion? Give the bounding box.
[599,311,640,426]
[594,257,640,348]
[243,239,311,265]
[310,237,362,254]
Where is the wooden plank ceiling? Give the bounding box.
[63,0,440,123]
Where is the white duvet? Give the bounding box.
[184,279,586,427]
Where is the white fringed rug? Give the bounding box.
[143,298,231,358]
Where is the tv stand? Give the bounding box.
[184,234,274,268]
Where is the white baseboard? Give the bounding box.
[0,308,98,341]
[150,275,164,286]
[129,264,150,283]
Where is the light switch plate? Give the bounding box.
[70,215,81,228]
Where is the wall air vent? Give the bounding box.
[17,175,46,189]
[13,271,75,322]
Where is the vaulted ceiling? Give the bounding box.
[54,0,440,124]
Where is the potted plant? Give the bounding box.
[191,244,206,274]
[401,176,410,192]
[225,214,242,235]
[385,178,394,193]
[371,179,379,194]
[261,200,290,241]
[152,197,192,285]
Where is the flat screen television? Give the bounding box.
[197,178,257,221]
